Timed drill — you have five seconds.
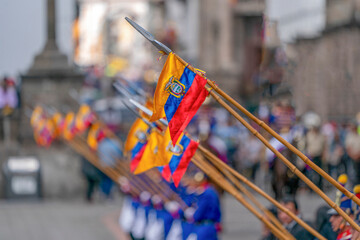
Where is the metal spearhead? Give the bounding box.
[125,17,172,55]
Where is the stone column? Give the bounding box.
[18,0,84,199]
[44,0,57,51]
[27,0,75,75]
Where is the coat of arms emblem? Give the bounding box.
[166,141,184,156]
[165,76,186,98]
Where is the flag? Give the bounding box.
[52,112,64,139]
[75,104,96,133]
[124,118,150,153]
[34,118,55,147]
[87,122,106,150]
[134,127,198,187]
[63,112,77,141]
[158,165,171,182]
[30,106,44,127]
[150,52,208,144]
[165,134,199,187]
[133,129,173,174]
[130,142,147,172]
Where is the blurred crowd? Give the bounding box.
[65,66,360,240]
[187,99,360,201]
[76,66,360,202]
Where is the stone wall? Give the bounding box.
[0,74,86,199]
[286,26,360,121]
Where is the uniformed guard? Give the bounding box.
[131,191,151,240]
[182,171,221,240]
[328,188,354,240]
[118,177,136,235]
[350,185,360,239]
[335,174,348,206]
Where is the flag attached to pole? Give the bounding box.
[150,53,208,145]
[133,128,173,174]
[164,134,198,187]
[63,112,77,141]
[125,118,150,153]
[75,104,96,133]
[134,127,198,186]
[130,141,147,172]
[87,122,106,150]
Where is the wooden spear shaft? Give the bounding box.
[203,89,360,232]
[202,151,295,240]
[73,135,156,198]
[191,153,288,240]
[77,121,188,208]
[116,159,188,209]
[172,52,360,208]
[206,79,360,207]
[116,161,173,204]
[143,169,189,209]
[71,137,165,200]
[74,134,185,207]
[75,134,154,195]
[199,145,326,240]
[68,138,142,195]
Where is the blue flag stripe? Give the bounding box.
[164,67,196,123]
[168,135,191,174]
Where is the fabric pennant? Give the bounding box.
[151,53,208,145]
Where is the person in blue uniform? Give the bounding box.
[182,171,221,240]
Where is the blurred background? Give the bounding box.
[1,0,360,239]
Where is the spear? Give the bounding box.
[71,134,177,204]
[191,152,288,240]
[114,88,299,238]
[116,89,326,239]
[199,145,325,240]
[124,17,360,231]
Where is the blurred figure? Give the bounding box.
[328,196,354,240]
[269,100,295,132]
[239,133,262,181]
[345,122,360,184]
[182,171,221,240]
[278,196,314,239]
[306,126,326,191]
[267,128,297,200]
[260,206,277,240]
[80,157,102,202]
[351,184,360,239]
[314,206,337,240]
[325,132,344,180]
[98,138,123,199]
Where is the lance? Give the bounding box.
[191,152,288,240]
[66,96,181,204]
[108,90,189,208]
[29,105,169,201]
[124,17,360,231]
[73,116,180,205]
[38,105,169,202]
[125,15,360,205]
[68,136,141,196]
[115,89,296,238]
[117,90,327,239]
[200,145,325,240]
[71,133,176,204]
[117,74,148,99]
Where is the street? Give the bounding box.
[0,190,335,240]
